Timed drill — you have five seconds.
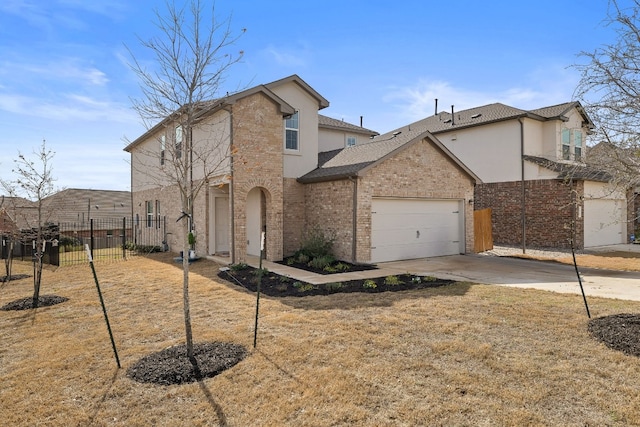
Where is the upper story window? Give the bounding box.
[175,125,183,159]
[347,135,357,147]
[285,112,299,150]
[562,129,571,160]
[561,128,585,161]
[574,130,583,160]
[160,135,166,165]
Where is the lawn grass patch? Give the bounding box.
[2,254,640,426]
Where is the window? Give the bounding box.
[562,128,571,160]
[175,125,183,159]
[160,135,166,165]
[574,130,583,160]
[285,112,299,150]
[347,135,357,147]
[155,200,161,229]
[145,201,153,228]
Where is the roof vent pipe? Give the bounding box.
[451,105,455,126]
[360,116,363,127]
[435,99,438,115]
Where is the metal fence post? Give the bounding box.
[122,217,127,260]
[90,218,94,259]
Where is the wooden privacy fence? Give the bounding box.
[474,208,493,253]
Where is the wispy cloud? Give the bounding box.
[262,44,310,68]
[0,92,135,123]
[385,63,580,123]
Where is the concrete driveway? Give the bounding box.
[379,254,640,302]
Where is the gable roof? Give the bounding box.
[524,155,611,182]
[318,115,379,137]
[124,75,326,152]
[298,131,480,184]
[42,188,132,223]
[372,101,594,142]
[265,74,330,109]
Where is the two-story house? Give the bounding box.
[373,102,626,249]
[125,75,479,264]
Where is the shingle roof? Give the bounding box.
[301,100,592,185]
[524,155,611,182]
[369,101,593,144]
[318,115,379,136]
[124,74,326,152]
[299,130,479,184]
[42,188,131,223]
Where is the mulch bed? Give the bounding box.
[1,295,69,311]
[127,342,248,386]
[275,258,377,275]
[0,274,31,283]
[219,266,456,297]
[589,313,640,358]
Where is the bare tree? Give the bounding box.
[574,0,640,193]
[127,0,244,362]
[0,141,57,307]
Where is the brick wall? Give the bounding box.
[304,179,356,261]
[301,138,475,263]
[474,179,584,249]
[283,178,306,256]
[231,92,284,262]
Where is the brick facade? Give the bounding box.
[283,178,306,256]
[303,138,476,263]
[230,92,284,262]
[474,179,584,249]
[304,179,356,261]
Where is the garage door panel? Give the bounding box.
[584,199,626,247]
[371,198,463,263]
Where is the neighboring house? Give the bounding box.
[0,196,37,231]
[41,188,132,224]
[1,189,133,252]
[125,75,478,264]
[376,101,626,249]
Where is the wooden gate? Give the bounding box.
[474,208,493,252]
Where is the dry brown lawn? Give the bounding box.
[2,252,640,426]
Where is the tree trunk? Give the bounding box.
[182,218,195,363]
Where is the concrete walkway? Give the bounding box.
[244,244,640,302]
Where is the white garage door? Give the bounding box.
[371,198,463,263]
[584,199,626,247]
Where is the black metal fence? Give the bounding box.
[2,217,167,266]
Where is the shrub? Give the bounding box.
[334,262,351,272]
[324,282,344,291]
[308,255,335,270]
[293,281,315,292]
[295,253,310,265]
[299,228,335,259]
[230,263,249,271]
[363,279,377,289]
[252,268,269,278]
[384,275,403,286]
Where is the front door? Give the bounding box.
[214,197,230,254]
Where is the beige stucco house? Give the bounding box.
[378,102,627,249]
[124,75,479,264]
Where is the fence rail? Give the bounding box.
[2,216,167,266]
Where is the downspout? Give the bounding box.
[223,105,235,264]
[348,175,358,263]
[519,117,526,254]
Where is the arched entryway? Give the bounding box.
[246,187,267,257]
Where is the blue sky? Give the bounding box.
[0,0,627,192]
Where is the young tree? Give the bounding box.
[0,141,56,307]
[128,0,244,362]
